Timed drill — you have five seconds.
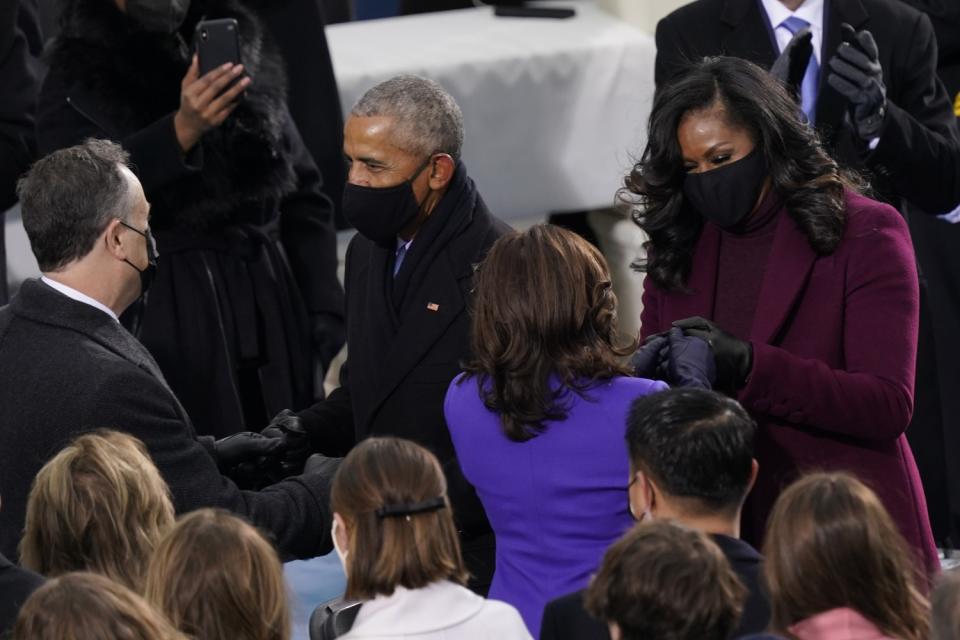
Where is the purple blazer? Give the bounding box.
[641,190,938,574]
[444,374,667,636]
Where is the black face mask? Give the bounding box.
[342,158,433,248]
[682,149,767,228]
[120,221,159,296]
[125,0,190,34]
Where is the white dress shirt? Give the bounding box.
[40,276,119,322]
[759,0,825,64]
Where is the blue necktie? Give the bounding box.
[781,16,820,124]
[393,243,408,278]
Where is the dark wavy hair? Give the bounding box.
[623,56,855,291]
[462,224,634,442]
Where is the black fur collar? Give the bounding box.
[48,0,296,232]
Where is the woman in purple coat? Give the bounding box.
[444,225,667,636]
[629,57,938,576]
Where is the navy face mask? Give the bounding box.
[125,0,190,34]
[342,157,433,248]
[120,221,159,296]
[682,149,767,228]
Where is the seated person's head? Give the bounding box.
[626,388,757,530]
[330,436,467,600]
[933,570,960,640]
[144,509,290,640]
[764,472,929,640]
[17,139,156,308]
[20,430,174,590]
[464,224,633,441]
[13,571,187,640]
[343,75,464,242]
[584,520,746,640]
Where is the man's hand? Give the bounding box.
[262,409,312,476]
[827,25,887,142]
[630,334,669,379]
[214,431,284,471]
[673,317,753,392]
[173,56,251,153]
[770,26,813,99]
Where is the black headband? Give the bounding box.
[375,496,446,519]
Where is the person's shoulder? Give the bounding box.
[473,597,532,638]
[841,189,908,236]
[660,0,726,28]
[857,0,927,28]
[443,373,487,424]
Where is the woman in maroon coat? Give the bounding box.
[629,56,938,575]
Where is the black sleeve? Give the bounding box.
[0,0,36,211]
[539,600,560,640]
[36,70,204,197]
[297,359,356,456]
[278,112,345,318]
[867,11,960,214]
[90,366,334,561]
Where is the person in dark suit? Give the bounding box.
[900,0,960,101]
[0,499,44,638]
[628,58,937,573]
[278,75,511,592]
[540,389,770,640]
[0,139,337,563]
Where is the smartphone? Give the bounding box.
[195,18,242,78]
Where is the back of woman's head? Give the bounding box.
[625,56,850,291]
[143,508,290,640]
[585,520,746,640]
[764,472,929,640]
[20,430,174,590]
[13,571,187,640]
[331,437,467,600]
[464,223,633,441]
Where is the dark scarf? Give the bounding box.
[49,0,295,232]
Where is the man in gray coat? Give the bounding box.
[0,139,336,561]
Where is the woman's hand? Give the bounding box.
[173,55,251,153]
[673,316,753,392]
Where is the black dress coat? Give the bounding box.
[0,279,334,562]
[538,535,770,640]
[654,0,960,215]
[0,552,43,637]
[37,0,345,438]
[298,163,510,560]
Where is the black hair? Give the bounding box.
[626,388,756,514]
[622,56,856,291]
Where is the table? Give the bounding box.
[326,2,656,220]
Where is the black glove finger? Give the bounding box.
[835,42,875,74]
[855,28,879,62]
[827,70,864,100]
[642,331,670,346]
[828,56,872,90]
[672,316,713,331]
[681,328,712,344]
[250,436,285,456]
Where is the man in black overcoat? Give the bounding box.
[273,75,511,592]
[0,139,337,563]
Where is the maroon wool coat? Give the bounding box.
[640,190,938,574]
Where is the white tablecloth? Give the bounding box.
[326,2,656,220]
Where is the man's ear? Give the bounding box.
[427,153,456,191]
[102,219,128,261]
[747,459,759,495]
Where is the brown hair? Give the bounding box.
[20,430,174,590]
[331,437,467,601]
[764,472,929,640]
[584,520,746,640]
[12,572,187,640]
[143,509,291,640]
[933,570,960,640]
[462,224,634,441]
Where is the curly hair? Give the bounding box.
[462,224,634,442]
[623,56,858,291]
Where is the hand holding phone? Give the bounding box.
[173,55,250,153]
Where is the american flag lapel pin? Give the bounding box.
[426,302,440,312]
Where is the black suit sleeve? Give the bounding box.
[278,112,345,319]
[0,0,36,211]
[297,360,356,456]
[868,11,960,214]
[89,366,334,560]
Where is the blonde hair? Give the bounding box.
[331,437,468,601]
[144,509,291,640]
[764,472,929,640]
[12,572,187,640]
[20,430,174,590]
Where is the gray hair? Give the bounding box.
[17,139,133,272]
[351,75,465,161]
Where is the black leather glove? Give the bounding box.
[262,409,312,477]
[770,26,813,99]
[214,432,284,472]
[672,317,753,392]
[827,24,887,141]
[303,453,343,478]
[657,328,715,390]
[630,334,669,379]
